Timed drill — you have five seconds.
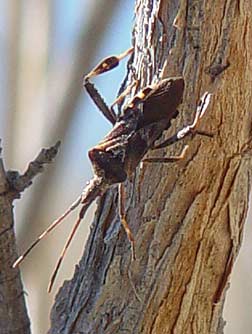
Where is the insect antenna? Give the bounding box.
[12,195,83,268]
[12,177,106,272]
[47,176,108,292]
[47,204,87,292]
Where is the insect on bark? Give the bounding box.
[13,47,212,292]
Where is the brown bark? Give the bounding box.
[50,1,252,333]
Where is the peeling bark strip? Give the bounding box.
[50,1,252,334]
[0,141,60,334]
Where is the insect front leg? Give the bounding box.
[84,80,117,124]
[83,47,133,125]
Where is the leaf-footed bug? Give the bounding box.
[13,47,213,292]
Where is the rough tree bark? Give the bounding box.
[49,0,252,333]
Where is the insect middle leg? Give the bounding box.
[110,80,137,108]
[118,183,136,260]
[143,145,189,163]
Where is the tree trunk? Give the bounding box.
[0,141,59,333]
[0,155,30,334]
[50,0,252,333]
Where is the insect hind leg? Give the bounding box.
[84,47,133,81]
[84,80,117,124]
[83,48,134,125]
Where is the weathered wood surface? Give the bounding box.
[50,1,252,333]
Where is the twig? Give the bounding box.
[6,141,60,198]
[0,139,61,333]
